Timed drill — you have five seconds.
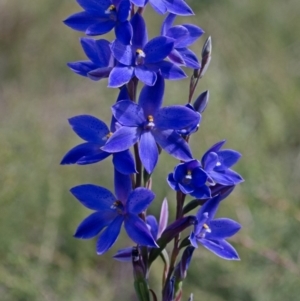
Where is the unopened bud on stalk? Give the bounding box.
[193,90,209,113]
[195,36,212,79]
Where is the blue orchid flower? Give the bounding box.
[167,159,211,199]
[109,13,187,87]
[102,74,200,173]
[161,14,204,69]
[64,0,131,41]
[61,88,136,175]
[201,140,244,185]
[71,170,158,255]
[190,194,241,260]
[67,38,115,81]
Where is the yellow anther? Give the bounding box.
[187,170,192,175]
[106,132,113,139]
[111,200,122,210]
[136,49,146,59]
[203,223,209,229]
[147,115,154,122]
[108,4,116,11]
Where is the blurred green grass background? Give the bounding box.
[1,0,300,300]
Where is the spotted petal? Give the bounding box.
[126,187,155,214]
[74,211,117,239]
[206,218,241,240]
[69,115,109,143]
[139,131,159,173]
[124,214,158,247]
[97,215,124,255]
[70,184,116,211]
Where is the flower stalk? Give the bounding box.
[62,1,243,300]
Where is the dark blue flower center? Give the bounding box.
[135,49,146,65]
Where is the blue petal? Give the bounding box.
[112,150,136,174]
[164,0,194,16]
[110,40,133,65]
[155,105,200,130]
[77,0,111,13]
[64,12,99,32]
[215,150,242,170]
[144,37,174,64]
[210,184,235,199]
[178,24,204,47]
[115,20,132,44]
[126,187,155,214]
[116,0,131,22]
[102,126,140,153]
[167,173,179,191]
[201,140,226,165]
[209,169,244,185]
[124,214,158,247]
[157,60,187,80]
[77,151,111,165]
[153,129,192,161]
[136,74,161,107]
[146,215,158,240]
[199,238,240,260]
[112,100,145,126]
[135,66,157,86]
[86,20,115,36]
[196,195,222,228]
[88,66,112,80]
[168,49,185,65]
[68,115,109,143]
[161,13,176,35]
[61,142,103,165]
[173,162,187,182]
[177,48,200,69]
[202,152,218,171]
[114,169,132,204]
[139,131,159,173]
[178,183,194,194]
[110,86,130,131]
[108,65,134,87]
[190,185,211,199]
[206,218,241,240]
[97,215,124,255]
[70,184,116,211]
[67,61,99,77]
[74,211,117,239]
[166,25,189,47]
[113,247,133,262]
[131,13,148,48]
[149,0,167,14]
[80,38,111,66]
[189,231,199,248]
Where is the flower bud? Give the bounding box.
[198,36,212,78]
[193,90,209,113]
